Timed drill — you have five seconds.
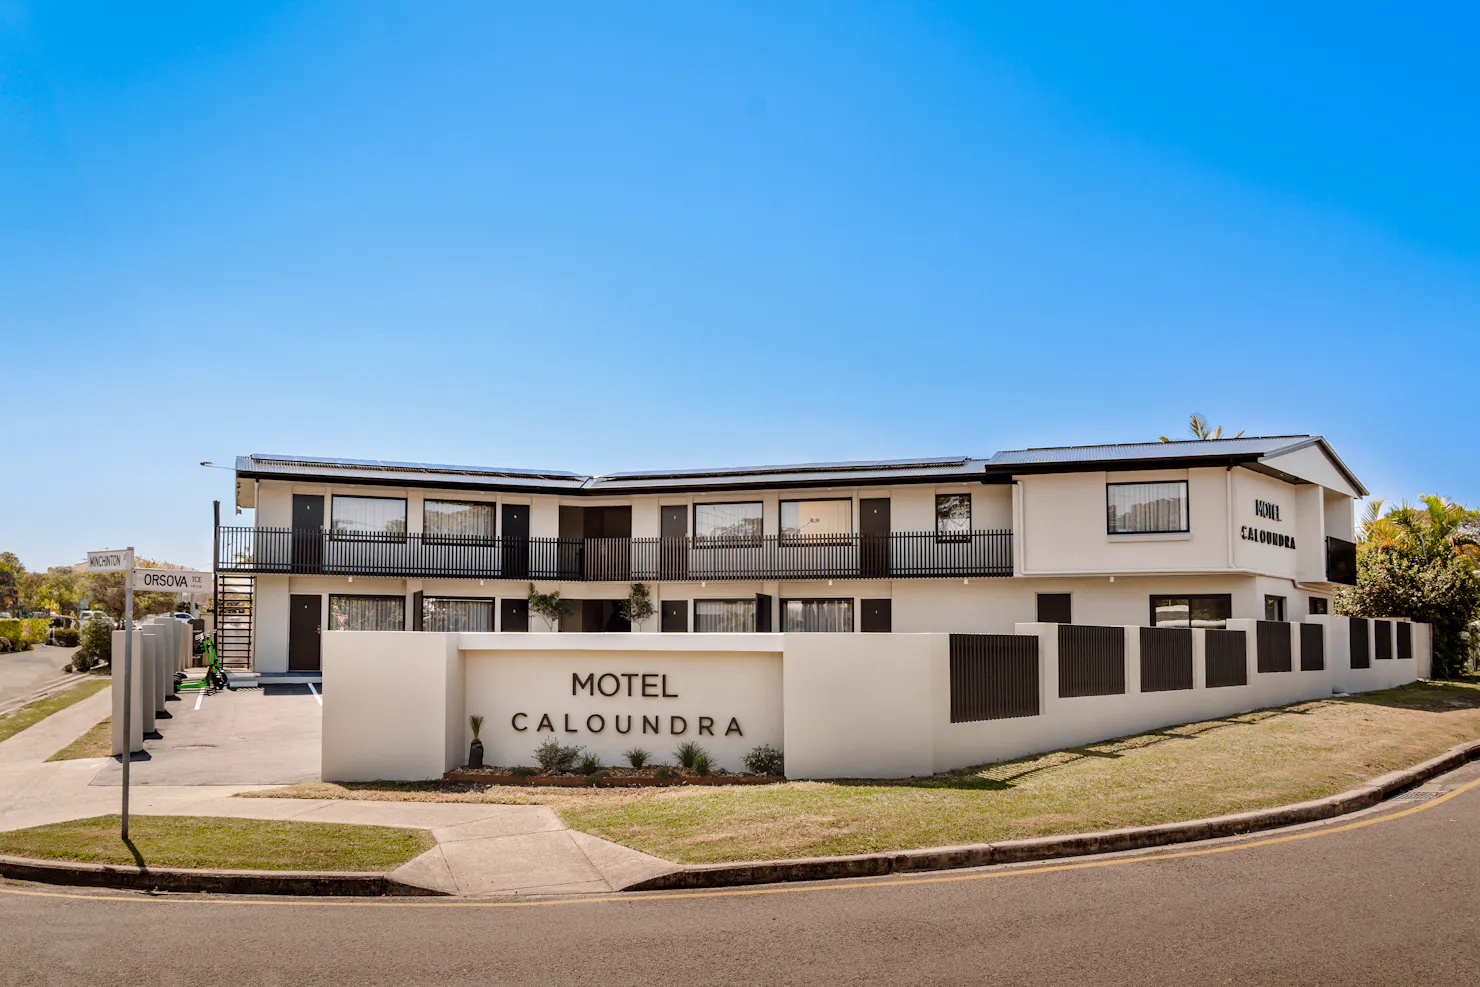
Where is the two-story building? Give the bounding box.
[215,434,1363,677]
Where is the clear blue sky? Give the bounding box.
[3,2,1476,571]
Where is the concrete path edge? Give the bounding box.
[0,855,444,897]
[623,738,1480,891]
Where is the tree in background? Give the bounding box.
[1338,495,1480,678]
[616,583,655,631]
[1159,413,1244,443]
[0,553,21,614]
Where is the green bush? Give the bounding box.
[623,746,651,768]
[691,751,713,777]
[0,636,12,654]
[742,744,785,776]
[673,740,709,771]
[577,752,602,775]
[533,737,582,774]
[510,766,538,778]
[655,766,679,779]
[0,618,42,651]
[53,627,80,647]
[76,620,112,670]
[70,651,93,673]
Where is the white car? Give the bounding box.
[80,610,116,629]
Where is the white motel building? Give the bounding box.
[212,435,1431,780]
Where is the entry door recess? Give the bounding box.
[660,506,688,580]
[860,498,890,577]
[291,495,324,573]
[288,594,322,671]
[661,599,689,633]
[501,504,530,579]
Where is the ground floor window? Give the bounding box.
[1309,597,1329,615]
[423,597,494,632]
[1149,594,1231,629]
[782,598,854,632]
[1264,595,1287,622]
[695,599,756,633]
[329,594,405,631]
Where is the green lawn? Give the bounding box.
[0,679,109,745]
[249,680,1480,864]
[0,815,435,871]
[47,717,112,761]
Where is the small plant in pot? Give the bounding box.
[468,715,485,769]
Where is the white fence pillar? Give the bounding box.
[110,630,145,755]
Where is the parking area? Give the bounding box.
[89,683,322,787]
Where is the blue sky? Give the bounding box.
[3,2,1476,570]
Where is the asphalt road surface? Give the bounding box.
[3,760,1479,987]
[0,645,78,711]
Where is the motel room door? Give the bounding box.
[860,498,890,577]
[291,494,324,573]
[288,594,322,671]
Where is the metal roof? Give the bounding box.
[234,435,1365,496]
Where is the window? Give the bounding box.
[782,598,854,632]
[936,494,971,541]
[1149,594,1231,629]
[694,502,763,541]
[331,496,407,538]
[328,595,405,631]
[780,499,851,543]
[1309,597,1329,615]
[695,600,756,633]
[1107,481,1189,534]
[1264,595,1287,622]
[1037,593,1072,624]
[423,597,494,632]
[424,500,494,542]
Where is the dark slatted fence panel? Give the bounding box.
[1299,623,1324,671]
[1349,617,1370,669]
[1375,620,1393,660]
[949,634,1039,723]
[1205,629,1248,688]
[1058,625,1126,698]
[1139,627,1193,692]
[1256,621,1293,673]
[1397,622,1413,660]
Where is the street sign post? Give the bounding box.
[88,548,135,839]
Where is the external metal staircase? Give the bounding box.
[213,574,254,668]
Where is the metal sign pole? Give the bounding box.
[120,550,134,841]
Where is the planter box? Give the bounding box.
[442,770,780,787]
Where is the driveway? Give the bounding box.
[0,645,79,712]
[88,683,323,787]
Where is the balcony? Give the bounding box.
[1325,536,1358,585]
[214,527,1014,582]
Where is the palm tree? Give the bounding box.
[1383,495,1480,562]
[1160,413,1244,443]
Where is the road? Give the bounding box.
[3,760,1479,987]
[0,645,78,712]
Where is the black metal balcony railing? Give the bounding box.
[215,527,1014,582]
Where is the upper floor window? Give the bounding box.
[694,502,763,541]
[936,494,971,541]
[1107,481,1188,534]
[331,496,406,538]
[424,500,494,542]
[780,499,851,543]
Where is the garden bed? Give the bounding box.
[444,766,779,787]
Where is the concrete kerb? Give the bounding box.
[623,738,1480,891]
[2,739,1476,897]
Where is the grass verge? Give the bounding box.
[0,815,434,872]
[0,679,109,745]
[47,718,113,761]
[246,680,1480,864]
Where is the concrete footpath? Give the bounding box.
[0,684,677,896]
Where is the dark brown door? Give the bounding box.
[501,504,529,578]
[660,505,688,580]
[499,598,529,632]
[558,506,585,579]
[661,599,688,632]
[288,594,321,671]
[860,498,890,577]
[861,599,892,632]
[291,495,324,573]
[755,593,773,633]
[586,507,632,581]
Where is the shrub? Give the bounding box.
[76,619,112,669]
[742,744,785,776]
[691,751,713,777]
[510,766,538,778]
[624,746,651,768]
[0,636,12,654]
[70,651,93,674]
[655,766,679,779]
[673,740,708,771]
[533,737,583,774]
[54,627,80,647]
[577,752,602,776]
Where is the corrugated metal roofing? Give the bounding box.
[234,434,1364,495]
